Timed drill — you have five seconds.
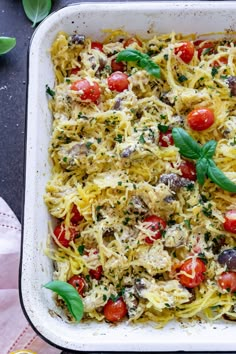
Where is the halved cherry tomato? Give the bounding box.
[143,215,166,244]
[111,58,126,72]
[194,40,215,59]
[223,210,236,234]
[159,130,174,147]
[124,37,142,48]
[179,160,196,181]
[108,72,129,92]
[103,297,127,322]
[187,108,214,131]
[179,258,206,288]
[218,271,236,292]
[174,41,194,64]
[89,265,103,280]
[91,41,104,52]
[53,223,76,248]
[70,204,83,225]
[211,56,228,67]
[68,275,87,296]
[70,67,80,75]
[70,79,101,102]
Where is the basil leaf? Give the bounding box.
[158,124,169,133]
[196,158,208,185]
[0,37,16,55]
[200,140,217,159]
[116,49,161,78]
[22,0,52,27]
[207,159,236,192]
[172,128,201,159]
[44,280,84,321]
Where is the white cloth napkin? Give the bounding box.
[0,197,61,354]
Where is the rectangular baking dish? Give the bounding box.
[21,1,236,352]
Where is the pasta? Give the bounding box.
[44,30,236,325]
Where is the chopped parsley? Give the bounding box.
[114,134,123,143]
[178,75,188,83]
[139,133,146,144]
[78,245,85,255]
[46,84,55,97]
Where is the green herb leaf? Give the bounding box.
[200,140,217,159]
[0,37,16,55]
[139,133,146,144]
[196,158,208,185]
[158,124,169,133]
[116,49,161,78]
[178,75,188,83]
[211,67,218,77]
[114,134,123,143]
[46,84,55,97]
[207,159,236,192]
[43,280,84,321]
[172,128,201,159]
[78,244,85,255]
[22,0,52,27]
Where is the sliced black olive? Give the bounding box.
[218,248,236,270]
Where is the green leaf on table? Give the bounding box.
[172,127,202,159]
[0,37,16,55]
[116,49,161,78]
[43,280,84,321]
[22,0,52,27]
[206,159,236,193]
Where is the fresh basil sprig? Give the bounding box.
[0,37,16,55]
[22,0,52,27]
[116,49,161,78]
[172,127,236,192]
[44,280,84,322]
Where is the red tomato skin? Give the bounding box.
[212,56,228,67]
[91,41,104,52]
[53,224,76,248]
[179,160,197,181]
[179,258,206,288]
[70,204,83,225]
[108,72,129,92]
[68,275,86,296]
[143,215,167,244]
[159,130,174,147]
[124,37,142,48]
[223,210,236,234]
[70,79,101,102]
[194,40,214,59]
[70,67,80,75]
[89,265,103,280]
[103,297,128,322]
[187,108,215,131]
[111,58,126,72]
[218,272,236,292]
[174,41,195,64]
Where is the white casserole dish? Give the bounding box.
[21,1,236,351]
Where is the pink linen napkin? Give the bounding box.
[0,197,60,354]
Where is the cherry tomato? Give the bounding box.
[68,275,86,296]
[124,37,142,48]
[194,40,214,59]
[53,223,76,248]
[159,130,174,147]
[89,265,103,280]
[91,41,104,52]
[179,160,196,181]
[187,108,214,131]
[71,79,101,102]
[179,258,206,288]
[212,56,228,67]
[103,297,127,322]
[111,58,126,72]
[108,72,129,92]
[218,271,236,292]
[143,215,166,244]
[70,204,83,225]
[174,41,194,64]
[70,67,80,75]
[223,210,236,234]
